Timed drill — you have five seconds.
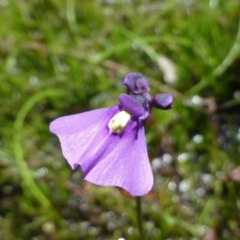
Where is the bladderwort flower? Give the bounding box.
[50,73,173,196]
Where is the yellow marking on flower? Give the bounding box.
[108,110,131,134]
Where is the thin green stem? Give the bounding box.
[66,0,78,34]
[13,89,64,210]
[186,13,240,96]
[212,13,240,78]
[135,196,145,240]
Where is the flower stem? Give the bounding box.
[135,196,145,240]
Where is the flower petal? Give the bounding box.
[49,106,119,169]
[123,72,150,94]
[50,105,153,196]
[151,93,173,110]
[119,94,145,117]
[80,120,153,196]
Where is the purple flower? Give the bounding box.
[50,73,173,196]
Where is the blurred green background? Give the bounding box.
[1,0,240,239]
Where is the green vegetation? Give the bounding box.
[1,0,240,239]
